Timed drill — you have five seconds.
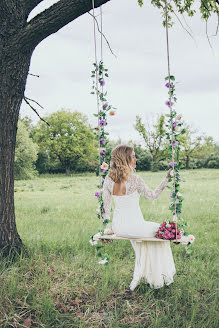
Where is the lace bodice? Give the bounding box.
[102,174,168,221]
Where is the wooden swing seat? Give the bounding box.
[94,233,175,242]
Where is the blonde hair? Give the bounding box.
[108,144,134,183]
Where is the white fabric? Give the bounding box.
[102,174,176,289]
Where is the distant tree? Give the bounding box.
[15,120,38,179]
[131,143,152,171]
[135,114,166,170]
[179,123,203,169]
[32,110,97,175]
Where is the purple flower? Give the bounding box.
[170,192,174,198]
[169,162,177,167]
[100,138,106,144]
[99,119,106,126]
[165,82,173,88]
[95,191,100,198]
[173,121,178,128]
[172,141,179,146]
[103,103,108,108]
[101,169,106,173]
[100,79,105,86]
[165,100,174,108]
[100,150,106,157]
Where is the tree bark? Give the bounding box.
[0,0,110,252]
[185,154,190,169]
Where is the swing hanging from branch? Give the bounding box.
[90,0,195,264]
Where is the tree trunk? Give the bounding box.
[185,154,190,169]
[65,167,71,175]
[0,50,32,251]
[0,0,110,252]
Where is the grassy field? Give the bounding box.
[0,169,218,328]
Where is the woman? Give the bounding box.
[103,144,176,291]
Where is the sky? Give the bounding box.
[21,0,219,144]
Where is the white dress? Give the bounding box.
[103,174,176,290]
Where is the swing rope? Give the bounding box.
[92,0,102,233]
[164,0,178,241]
[91,0,179,243]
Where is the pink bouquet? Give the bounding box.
[156,221,181,240]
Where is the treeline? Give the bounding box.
[15,110,219,179]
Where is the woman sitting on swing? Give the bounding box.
[103,144,176,291]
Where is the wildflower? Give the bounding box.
[165,100,174,107]
[100,79,105,87]
[95,191,100,198]
[99,119,106,126]
[101,162,109,170]
[103,102,108,108]
[172,141,179,146]
[165,82,173,88]
[100,150,106,157]
[173,121,178,128]
[98,257,108,265]
[109,110,116,116]
[169,162,177,167]
[100,138,106,144]
[188,235,195,244]
[89,239,98,246]
[170,192,174,198]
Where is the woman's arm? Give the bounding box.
[102,176,113,221]
[136,175,169,200]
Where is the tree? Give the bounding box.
[32,110,97,174]
[0,0,110,251]
[0,0,218,251]
[135,114,167,170]
[178,123,203,169]
[15,120,38,179]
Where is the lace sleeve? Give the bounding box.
[102,175,113,221]
[136,175,168,200]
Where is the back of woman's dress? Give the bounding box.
[103,174,176,290]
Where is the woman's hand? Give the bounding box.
[166,168,173,179]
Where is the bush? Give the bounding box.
[158,161,169,171]
[207,160,218,168]
[15,120,38,179]
[136,153,152,171]
[205,154,219,169]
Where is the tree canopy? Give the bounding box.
[15,120,38,180]
[32,110,97,174]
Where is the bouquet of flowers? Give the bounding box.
[156,221,181,240]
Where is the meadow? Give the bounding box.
[0,169,218,328]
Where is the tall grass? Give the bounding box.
[0,169,218,327]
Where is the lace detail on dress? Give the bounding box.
[102,174,168,220]
[135,175,168,200]
[102,175,114,221]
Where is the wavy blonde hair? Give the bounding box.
[108,144,134,183]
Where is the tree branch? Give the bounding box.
[23,96,49,125]
[17,0,110,52]
[24,0,45,15]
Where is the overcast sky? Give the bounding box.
[21,0,219,144]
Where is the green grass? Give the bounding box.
[0,169,218,327]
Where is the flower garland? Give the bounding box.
[90,61,116,265]
[156,76,195,253]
